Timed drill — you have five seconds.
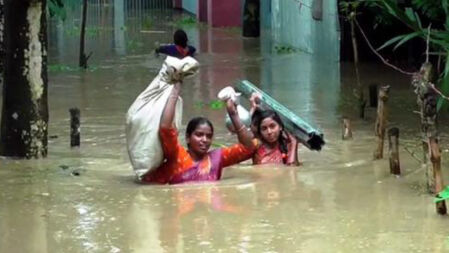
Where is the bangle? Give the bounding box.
[236,125,246,132]
[168,95,178,99]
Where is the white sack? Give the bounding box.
[126,56,199,179]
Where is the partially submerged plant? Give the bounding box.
[274,44,298,54]
[174,16,197,27]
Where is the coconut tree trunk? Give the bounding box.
[0,0,48,158]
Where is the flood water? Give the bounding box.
[2,5,449,253]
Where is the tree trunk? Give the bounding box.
[79,0,88,68]
[412,63,439,193]
[412,62,446,214]
[0,0,48,158]
[350,16,365,119]
[373,85,389,160]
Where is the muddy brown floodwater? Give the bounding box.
[1,6,449,253]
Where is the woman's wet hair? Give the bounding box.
[174,29,188,48]
[186,117,214,137]
[252,109,288,154]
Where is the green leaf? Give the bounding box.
[209,100,225,110]
[377,32,421,51]
[435,185,449,203]
[405,8,416,23]
[429,38,449,50]
[393,31,422,50]
[445,53,449,77]
[443,0,449,16]
[414,11,423,29]
[430,31,449,40]
[382,0,419,30]
[377,35,405,51]
[437,57,449,111]
[428,51,448,56]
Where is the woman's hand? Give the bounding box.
[285,132,300,166]
[225,98,254,148]
[250,92,261,108]
[249,92,262,115]
[286,132,298,145]
[226,98,238,116]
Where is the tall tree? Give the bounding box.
[0,0,48,158]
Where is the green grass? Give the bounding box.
[274,44,300,54]
[173,16,197,27]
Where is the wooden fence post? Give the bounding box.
[373,85,390,159]
[342,117,352,140]
[70,108,80,147]
[388,127,400,175]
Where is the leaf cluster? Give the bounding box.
[341,0,449,110]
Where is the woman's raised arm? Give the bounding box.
[160,82,181,128]
[226,99,255,148]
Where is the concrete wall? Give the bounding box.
[271,0,313,53]
[175,0,243,27]
[260,0,271,29]
[207,0,242,27]
[263,0,340,60]
[182,0,198,15]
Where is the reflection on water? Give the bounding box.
[1,5,449,253]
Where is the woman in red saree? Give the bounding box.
[249,94,300,166]
[142,82,255,184]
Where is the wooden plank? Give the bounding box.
[235,80,325,151]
